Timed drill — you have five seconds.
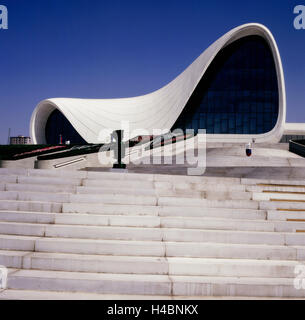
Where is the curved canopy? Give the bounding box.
[30,23,286,144]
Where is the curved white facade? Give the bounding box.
[30,23,286,144]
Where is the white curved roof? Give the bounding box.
[30,23,286,144]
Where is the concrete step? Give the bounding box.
[158,206,266,220]
[17,252,305,278]
[0,210,271,230]
[78,185,210,198]
[247,185,305,193]
[55,214,273,231]
[153,174,241,185]
[1,210,303,233]
[161,216,273,231]
[241,178,305,187]
[86,171,156,182]
[83,179,155,190]
[0,168,30,176]
[17,176,82,186]
[0,168,86,179]
[0,210,302,233]
[63,203,266,220]
[3,183,253,200]
[0,191,70,203]
[158,197,258,209]
[260,201,305,211]
[268,210,305,221]
[204,191,251,200]
[5,183,77,194]
[0,234,37,251]
[0,200,62,213]
[70,193,157,206]
[6,269,305,297]
[45,225,288,245]
[84,179,245,192]
[0,250,29,268]
[0,289,182,300]
[77,185,157,197]
[0,251,301,278]
[254,192,305,201]
[58,213,160,228]
[160,217,305,233]
[155,181,246,192]
[0,233,301,261]
[0,221,295,245]
[34,237,302,260]
[1,289,303,300]
[0,176,17,183]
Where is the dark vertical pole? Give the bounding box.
[113,130,126,169]
[117,130,122,166]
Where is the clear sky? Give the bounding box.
[0,0,304,144]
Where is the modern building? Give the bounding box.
[31,23,303,145]
[10,135,32,145]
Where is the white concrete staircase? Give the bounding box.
[0,168,305,299]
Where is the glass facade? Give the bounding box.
[172,35,279,135]
[45,109,87,144]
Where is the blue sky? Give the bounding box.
[0,0,304,144]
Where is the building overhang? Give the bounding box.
[30,23,286,144]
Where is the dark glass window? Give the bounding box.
[172,35,279,134]
[45,109,87,144]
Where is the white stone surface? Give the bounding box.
[0,168,305,299]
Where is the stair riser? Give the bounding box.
[268,211,305,221]
[165,243,299,261]
[172,282,305,298]
[7,276,171,296]
[83,180,154,189]
[261,201,305,210]
[0,191,70,203]
[62,203,266,220]
[35,239,164,257]
[17,176,82,186]
[254,193,305,201]
[5,183,76,194]
[159,198,259,209]
[0,224,289,245]
[0,237,36,252]
[70,194,157,206]
[0,176,17,184]
[247,185,305,193]
[0,201,62,213]
[20,257,298,278]
[0,212,55,224]
[241,178,305,186]
[35,240,300,260]
[7,276,305,298]
[0,212,276,231]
